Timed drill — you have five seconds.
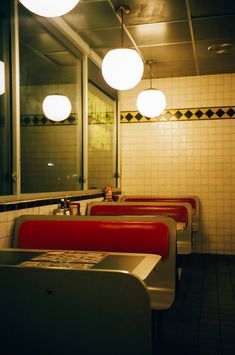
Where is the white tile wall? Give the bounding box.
[120,73,235,255]
[119,73,235,110]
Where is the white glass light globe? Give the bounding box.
[0,61,5,95]
[42,95,72,121]
[137,89,166,118]
[19,0,80,17]
[102,48,144,90]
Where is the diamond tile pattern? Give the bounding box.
[121,106,235,123]
[20,115,78,126]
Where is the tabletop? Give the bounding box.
[0,248,161,281]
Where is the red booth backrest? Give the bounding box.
[89,204,188,225]
[124,197,196,211]
[16,219,169,258]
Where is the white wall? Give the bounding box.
[119,73,235,255]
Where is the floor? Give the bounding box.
[156,254,235,355]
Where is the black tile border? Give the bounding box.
[0,205,5,212]
[5,204,17,212]
[121,106,235,123]
[20,114,78,126]
[16,202,27,210]
[0,191,121,213]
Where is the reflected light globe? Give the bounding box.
[102,48,144,90]
[0,61,5,95]
[137,89,166,118]
[19,0,80,17]
[42,95,72,121]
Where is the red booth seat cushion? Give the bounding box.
[125,197,196,211]
[90,205,188,225]
[18,220,169,258]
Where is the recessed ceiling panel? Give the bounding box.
[128,21,191,46]
[189,0,235,18]
[111,0,188,25]
[198,57,235,75]
[193,16,235,41]
[196,39,235,58]
[142,60,197,79]
[140,43,195,63]
[19,0,235,80]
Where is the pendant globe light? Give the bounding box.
[102,5,144,90]
[42,95,72,122]
[19,0,80,17]
[137,61,166,118]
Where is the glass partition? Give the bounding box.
[0,3,12,195]
[19,4,82,193]
[88,82,117,189]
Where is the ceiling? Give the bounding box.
[19,0,235,81]
[63,0,235,79]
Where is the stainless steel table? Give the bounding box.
[0,248,161,281]
[0,248,162,355]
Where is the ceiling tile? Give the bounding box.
[141,60,197,79]
[193,15,235,41]
[19,0,235,80]
[111,0,188,25]
[139,43,195,63]
[196,39,235,58]
[189,0,235,18]
[198,57,235,75]
[128,21,191,46]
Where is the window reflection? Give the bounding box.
[0,3,12,196]
[88,82,116,189]
[19,5,82,193]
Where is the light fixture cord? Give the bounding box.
[121,8,124,48]
[149,62,153,89]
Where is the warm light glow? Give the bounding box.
[0,61,5,95]
[42,95,72,121]
[137,89,166,118]
[19,0,80,17]
[102,48,144,90]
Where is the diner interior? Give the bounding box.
[0,0,235,354]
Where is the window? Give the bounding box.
[19,5,82,193]
[88,82,116,189]
[0,3,119,199]
[0,3,12,195]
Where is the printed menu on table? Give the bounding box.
[19,260,94,270]
[31,251,107,263]
[19,250,108,270]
